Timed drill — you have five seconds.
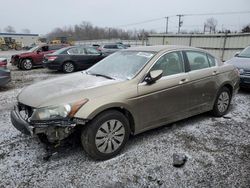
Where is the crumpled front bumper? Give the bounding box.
[10,105,33,136]
[10,104,86,143]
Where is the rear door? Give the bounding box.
[184,51,218,112]
[137,51,191,131]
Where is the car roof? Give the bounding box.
[125,45,206,53]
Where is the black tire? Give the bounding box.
[62,62,75,73]
[81,110,130,160]
[17,62,22,69]
[21,58,33,70]
[212,87,231,117]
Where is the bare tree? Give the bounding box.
[22,28,31,34]
[46,21,154,41]
[242,24,250,33]
[4,25,16,33]
[204,18,218,33]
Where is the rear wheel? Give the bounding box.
[212,87,231,117]
[81,110,130,160]
[62,62,75,73]
[21,58,33,70]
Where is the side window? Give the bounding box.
[41,46,49,52]
[68,47,85,55]
[117,45,124,49]
[68,48,79,55]
[151,52,184,77]
[85,47,100,55]
[104,45,111,49]
[207,54,216,67]
[186,51,210,71]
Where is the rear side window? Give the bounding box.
[207,54,216,67]
[186,51,210,71]
[151,51,184,77]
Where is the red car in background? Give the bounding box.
[11,44,68,70]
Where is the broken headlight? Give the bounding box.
[30,99,88,121]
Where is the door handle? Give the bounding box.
[212,70,218,75]
[179,78,188,84]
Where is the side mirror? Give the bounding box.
[234,52,240,57]
[37,50,41,54]
[145,70,163,84]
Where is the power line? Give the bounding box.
[116,17,164,28]
[115,10,250,29]
[183,10,250,16]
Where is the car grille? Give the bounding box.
[244,70,250,76]
[17,103,34,121]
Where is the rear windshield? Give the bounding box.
[52,47,69,55]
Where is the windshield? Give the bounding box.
[238,46,250,58]
[27,45,40,52]
[87,51,155,80]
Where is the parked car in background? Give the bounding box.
[226,46,250,88]
[10,44,68,70]
[0,58,11,87]
[43,46,108,73]
[11,45,239,160]
[99,43,126,55]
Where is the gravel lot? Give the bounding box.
[0,51,249,187]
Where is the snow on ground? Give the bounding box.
[0,51,249,187]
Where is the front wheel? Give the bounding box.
[212,87,231,117]
[21,59,33,70]
[81,110,130,160]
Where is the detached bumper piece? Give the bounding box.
[11,105,33,135]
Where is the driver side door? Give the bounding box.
[137,51,191,132]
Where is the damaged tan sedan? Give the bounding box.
[11,45,239,160]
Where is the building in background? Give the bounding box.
[0,33,39,48]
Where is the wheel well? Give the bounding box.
[62,60,75,66]
[222,84,233,95]
[93,107,135,134]
[20,57,33,64]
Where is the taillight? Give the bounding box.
[0,61,7,67]
[47,56,57,61]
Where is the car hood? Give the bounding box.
[15,52,34,57]
[226,57,250,70]
[17,72,122,108]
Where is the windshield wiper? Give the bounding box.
[86,71,115,80]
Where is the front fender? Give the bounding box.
[75,101,135,120]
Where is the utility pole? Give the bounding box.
[177,14,184,34]
[165,16,169,34]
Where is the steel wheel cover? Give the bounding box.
[64,63,74,72]
[217,91,230,113]
[95,119,125,154]
[23,59,32,69]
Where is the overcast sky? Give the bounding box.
[1,0,250,35]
